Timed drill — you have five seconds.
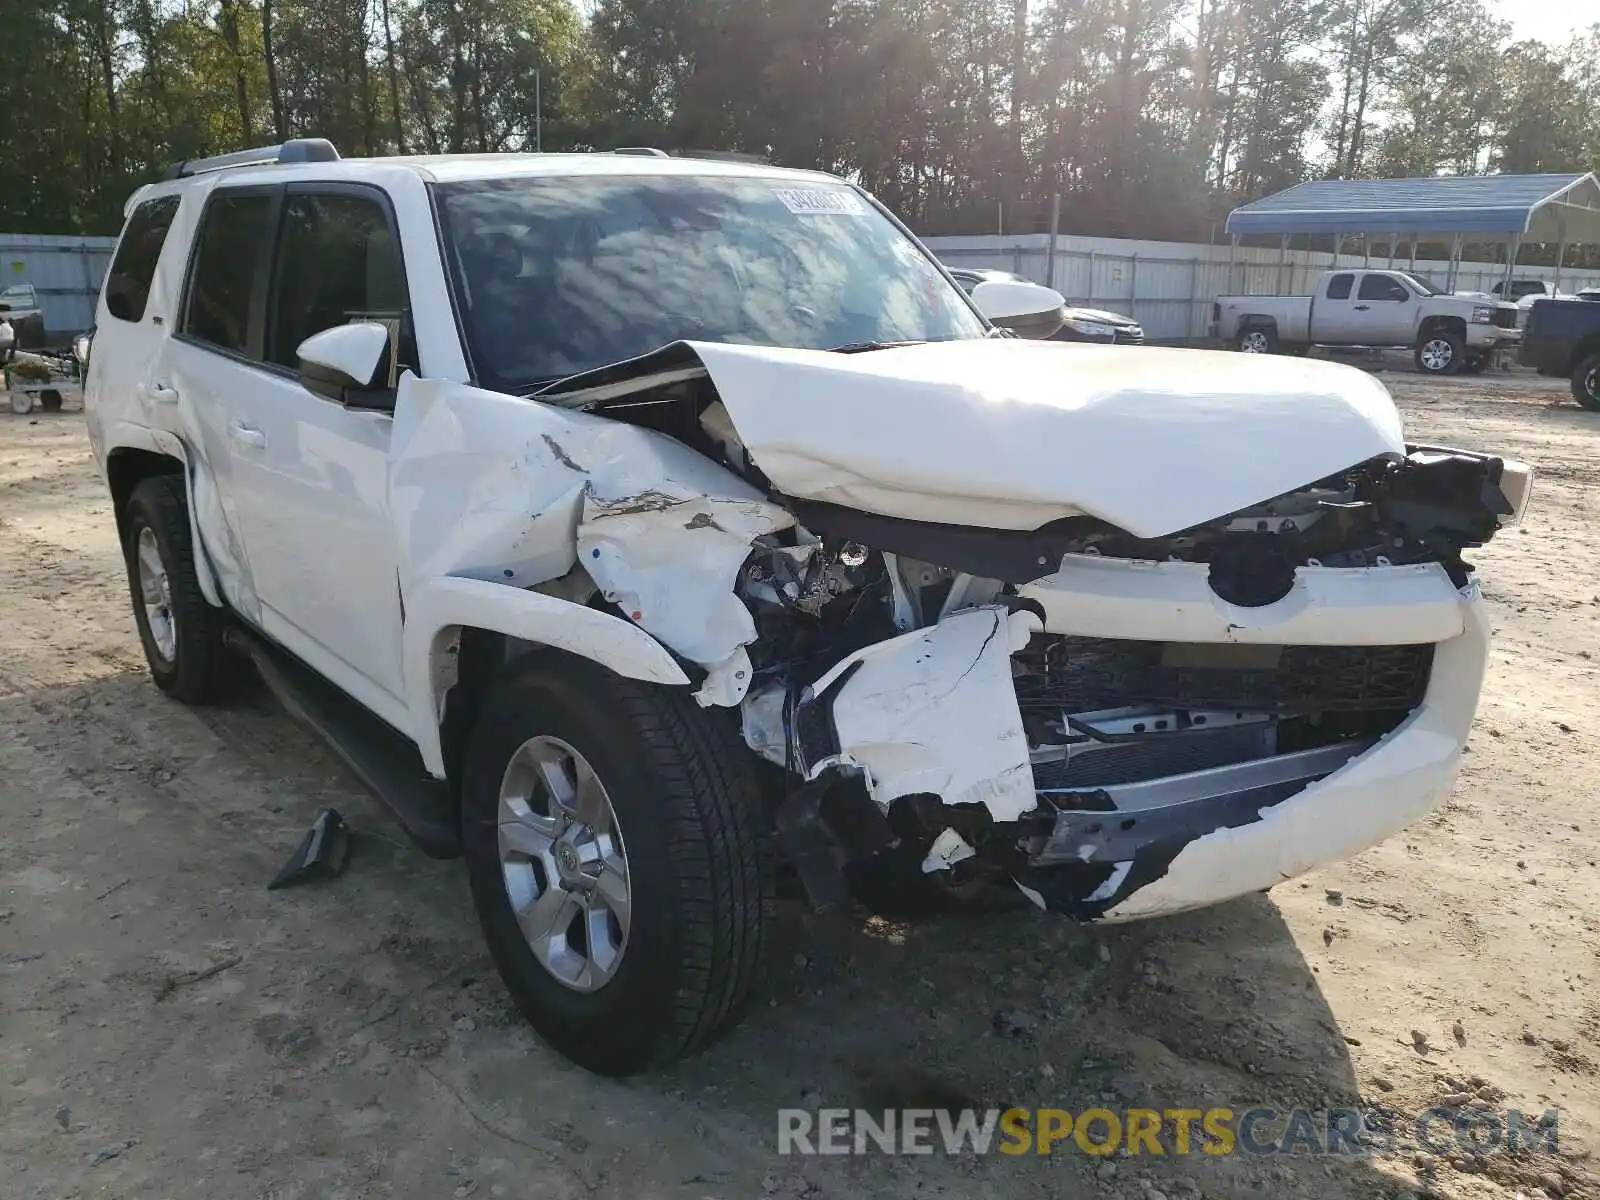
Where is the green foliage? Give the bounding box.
[2,0,1598,240]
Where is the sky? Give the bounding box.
[1494,0,1600,43]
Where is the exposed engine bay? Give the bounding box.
[393,337,1531,921]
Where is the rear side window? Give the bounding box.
[266,192,409,370]
[105,196,179,323]
[1325,273,1353,300]
[182,191,274,356]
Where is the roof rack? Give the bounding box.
[611,147,671,158]
[162,138,341,181]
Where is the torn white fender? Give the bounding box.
[403,575,691,776]
[388,376,793,711]
[579,492,792,706]
[801,605,1042,821]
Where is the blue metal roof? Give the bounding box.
[1225,174,1599,237]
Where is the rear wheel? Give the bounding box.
[1571,353,1600,412]
[1415,329,1465,375]
[1236,325,1276,354]
[122,475,231,703]
[462,655,772,1075]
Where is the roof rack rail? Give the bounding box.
[611,147,671,158]
[162,138,341,181]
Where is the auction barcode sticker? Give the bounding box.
[771,187,866,216]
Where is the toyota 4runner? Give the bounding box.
[86,139,1533,1076]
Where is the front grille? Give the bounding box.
[1112,327,1145,345]
[1494,308,1519,329]
[1015,637,1434,715]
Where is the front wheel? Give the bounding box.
[1571,353,1600,412]
[1415,330,1465,375]
[462,655,772,1076]
[1236,326,1276,354]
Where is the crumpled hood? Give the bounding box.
[687,339,1406,539]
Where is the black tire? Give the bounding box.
[1235,324,1277,355]
[123,475,231,703]
[463,655,772,1076]
[1572,353,1600,412]
[38,389,62,412]
[1463,354,1488,375]
[1414,328,1465,375]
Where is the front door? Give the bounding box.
[224,185,415,728]
[1347,273,1413,345]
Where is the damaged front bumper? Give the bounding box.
[784,561,1489,923]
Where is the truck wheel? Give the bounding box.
[1571,353,1600,412]
[1236,326,1276,354]
[462,655,772,1076]
[1415,330,1464,375]
[123,475,231,703]
[1463,353,1488,375]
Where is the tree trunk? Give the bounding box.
[218,0,254,142]
[1332,3,1360,175]
[1348,36,1375,176]
[263,0,287,141]
[381,0,407,153]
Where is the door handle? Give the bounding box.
[139,382,179,405]
[227,421,267,450]
[1353,305,1370,311]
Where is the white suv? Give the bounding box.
[87,140,1531,1076]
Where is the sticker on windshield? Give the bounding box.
[771,187,866,216]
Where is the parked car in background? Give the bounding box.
[1214,268,1521,375]
[0,282,46,349]
[1574,288,1600,302]
[1519,297,1600,410]
[1487,279,1559,303]
[946,266,1145,343]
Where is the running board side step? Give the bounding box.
[224,626,462,858]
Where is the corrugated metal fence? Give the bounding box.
[922,233,1600,343]
[0,234,116,338]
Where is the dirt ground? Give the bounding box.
[2,366,1598,1200]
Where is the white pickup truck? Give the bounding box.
[1214,269,1521,375]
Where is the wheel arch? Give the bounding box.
[105,436,223,608]
[1567,333,1600,375]
[1417,314,1466,342]
[403,576,692,779]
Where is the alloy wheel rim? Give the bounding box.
[497,735,631,993]
[1585,367,1600,402]
[1241,331,1269,353]
[1421,339,1454,371]
[136,526,176,663]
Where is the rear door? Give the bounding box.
[155,185,283,623]
[221,183,414,727]
[1310,272,1359,341]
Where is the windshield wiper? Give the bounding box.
[826,339,928,354]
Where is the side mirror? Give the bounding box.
[970,278,1067,339]
[297,322,396,411]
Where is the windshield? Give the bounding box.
[1402,274,1445,297]
[435,174,986,389]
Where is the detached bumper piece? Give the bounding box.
[1016,741,1367,918]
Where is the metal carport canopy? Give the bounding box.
[1225,173,1600,241]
